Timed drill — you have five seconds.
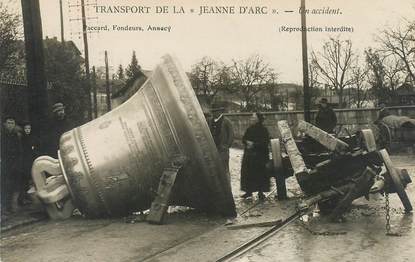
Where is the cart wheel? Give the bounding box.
[379,149,412,212]
[377,122,392,150]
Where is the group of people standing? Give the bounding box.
[1,117,38,215]
[205,98,337,201]
[1,102,70,216]
[204,106,273,200]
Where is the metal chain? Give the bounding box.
[385,192,391,234]
[299,220,347,236]
[302,225,347,236]
[384,192,401,236]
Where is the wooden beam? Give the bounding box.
[360,129,377,152]
[277,120,308,176]
[146,167,180,224]
[270,139,282,171]
[297,120,349,153]
[270,139,287,200]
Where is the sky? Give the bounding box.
[4,0,415,83]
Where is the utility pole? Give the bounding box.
[80,0,92,120]
[59,0,64,43]
[301,0,311,122]
[92,66,98,118]
[20,0,49,153]
[105,51,111,111]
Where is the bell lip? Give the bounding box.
[159,54,237,217]
[59,128,110,218]
[58,149,75,201]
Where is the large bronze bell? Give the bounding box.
[32,55,236,219]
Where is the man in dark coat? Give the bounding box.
[377,102,391,121]
[315,98,337,133]
[1,116,23,214]
[209,107,234,173]
[240,112,270,200]
[45,102,71,158]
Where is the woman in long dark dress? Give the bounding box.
[240,112,270,199]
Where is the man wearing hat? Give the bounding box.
[209,106,234,174]
[377,102,391,121]
[315,98,337,133]
[46,102,71,158]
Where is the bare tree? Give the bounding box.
[383,56,406,92]
[365,48,389,104]
[308,61,323,107]
[230,54,274,111]
[377,20,415,85]
[350,59,370,108]
[263,72,281,111]
[311,37,356,108]
[365,48,386,90]
[365,48,406,104]
[189,56,231,104]
[309,61,319,90]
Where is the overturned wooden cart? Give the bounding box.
[271,120,412,222]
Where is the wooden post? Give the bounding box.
[59,0,64,43]
[105,51,111,111]
[301,0,311,122]
[271,139,287,199]
[20,0,49,152]
[80,0,92,120]
[92,66,98,118]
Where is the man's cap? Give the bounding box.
[320,98,328,103]
[52,102,65,113]
[255,112,265,121]
[3,115,16,121]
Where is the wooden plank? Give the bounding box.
[270,139,288,199]
[297,120,349,153]
[277,120,308,176]
[270,139,282,171]
[147,167,180,224]
[226,219,283,230]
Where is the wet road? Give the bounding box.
[0,149,414,262]
[233,154,415,262]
